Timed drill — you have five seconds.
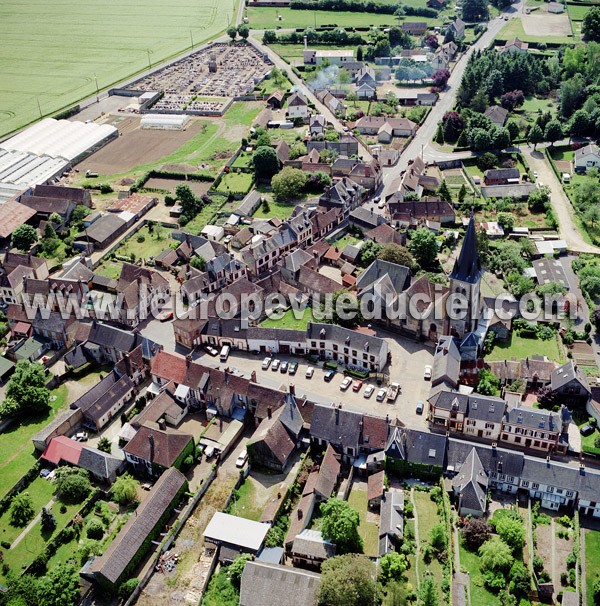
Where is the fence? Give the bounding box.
[123,468,217,606]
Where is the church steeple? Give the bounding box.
[450,212,481,284]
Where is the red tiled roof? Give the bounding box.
[41,436,83,465]
[368,469,385,502]
[362,415,389,450]
[151,350,188,384]
[12,321,32,335]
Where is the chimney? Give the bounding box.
[251,370,257,382]
[289,383,295,395]
[148,433,155,463]
[158,419,166,431]
[267,406,272,419]
[186,354,192,368]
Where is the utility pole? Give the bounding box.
[36,98,42,119]
[94,73,99,102]
[146,49,152,70]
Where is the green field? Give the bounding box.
[487,333,564,364]
[567,3,591,20]
[586,529,600,606]
[0,0,239,138]
[260,307,312,331]
[495,18,576,44]
[247,6,398,29]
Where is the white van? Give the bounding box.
[220,344,231,362]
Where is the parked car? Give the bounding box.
[262,357,272,370]
[580,424,595,436]
[533,171,538,179]
[416,400,424,414]
[423,365,432,380]
[236,449,248,468]
[271,359,280,371]
[352,380,363,392]
[204,345,219,357]
[340,377,352,391]
[289,361,298,375]
[280,361,289,373]
[306,366,315,379]
[204,444,217,459]
[376,388,387,402]
[75,432,88,442]
[364,385,374,399]
[40,468,52,479]
[324,369,336,382]
[141,482,153,491]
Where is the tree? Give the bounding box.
[237,24,249,39]
[377,244,415,269]
[190,256,206,271]
[494,515,525,553]
[97,437,112,454]
[228,554,253,588]
[461,517,492,550]
[110,473,140,505]
[419,573,439,606]
[40,507,56,532]
[477,368,501,396]
[11,224,38,252]
[509,561,531,598]
[324,290,363,329]
[528,123,544,149]
[584,205,600,229]
[263,30,276,44]
[544,119,563,145]
[226,25,237,41]
[357,45,363,61]
[86,517,104,539]
[320,498,363,554]
[500,90,525,112]
[477,152,498,172]
[318,554,378,606]
[437,180,452,202]
[409,228,438,267]
[119,578,140,600]
[583,6,600,41]
[289,141,307,160]
[458,184,467,205]
[3,360,50,417]
[497,212,515,230]
[492,127,511,150]
[479,537,514,575]
[252,145,279,179]
[593,305,600,330]
[379,552,408,585]
[426,33,439,49]
[506,273,534,298]
[432,68,451,89]
[9,492,34,527]
[271,167,308,202]
[53,468,92,504]
[442,111,465,142]
[429,523,447,554]
[462,0,489,20]
[175,183,200,219]
[358,240,383,267]
[38,564,80,606]
[506,120,520,143]
[537,385,559,407]
[570,109,590,137]
[595,577,600,606]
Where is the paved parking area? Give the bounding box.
[192,330,433,429]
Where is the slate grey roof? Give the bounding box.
[307,322,387,358]
[551,360,591,395]
[532,258,569,288]
[467,394,506,424]
[379,490,404,556]
[576,466,600,502]
[240,562,320,606]
[79,213,126,245]
[310,404,362,451]
[452,447,488,514]
[355,259,411,296]
[84,321,138,352]
[432,336,461,386]
[447,438,524,478]
[279,393,305,438]
[90,468,186,585]
[349,207,385,228]
[504,405,559,432]
[78,445,123,481]
[64,345,93,370]
[246,326,307,344]
[386,427,446,467]
[429,390,469,413]
[292,529,335,560]
[450,213,481,284]
[520,457,580,491]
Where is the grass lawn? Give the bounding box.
[495,18,576,44]
[94,260,123,280]
[229,479,263,521]
[567,4,590,20]
[520,95,556,114]
[216,172,254,195]
[231,151,253,170]
[347,488,379,557]
[586,529,600,606]
[0,385,68,499]
[459,541,501,606]
[202,566,239,606]
[0,0,238,138]
[463,163,484,181]
[260,307,312,331]
[268,43,337,64]
[181,196,228,234]
[487,333,564,363]
[328,234,361,249]
[224,102,263,129]
[246,7,398,29]
[252,198,296,220]
[117,225,176,260]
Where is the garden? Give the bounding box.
[347,485,380,557]
[585,527,600,606]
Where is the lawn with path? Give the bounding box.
[459,540,502,606]
[116,225,177,261]
[0,0,239,138]
[0,385,68,499]
[260,307,312,331]
[487,333,564,363]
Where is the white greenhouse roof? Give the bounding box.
[203,512,269,551]
[140,114,189,129]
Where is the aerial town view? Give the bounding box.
[3,0,600,604]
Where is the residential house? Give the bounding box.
[242,226,297,275]
[551,360,591,404]
[402,22,428,35]
[365,223,407,246]
[311,404,362,459]
[449,18,465,40]
[379,490,404,555]
[501,38,529,53]
[291,529,335,570]
[388,198,456,228]
[266,90,284,109]
[575,143,600,172]
[239,562,321,606]
[123,424,194,476]
[315,90,347,117]
[432,335,461,390]
[86,468,187,589]
[303,48,354,66]
[5,303,77,349]
[385,426,447,476]
[463,394,506,442]
[451,447,488,516]
[519,457,577,510]
[0,252,48,304]
[319,177,362,215]
[349,207,385,230]
[308,114,326,136]
[484,105,509,128]
[368,469,385,508]
[297,266,340,298]
[286,92,309,120]
[355,116,417,138]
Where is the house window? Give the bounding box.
[522,481,529,488]
[507,476,514,483]
[485,423,495,429]
[548,487,554,493]
[332,344,338,351]
[532,483,539,489]
[515,436,521,443]
[566,491,574,497]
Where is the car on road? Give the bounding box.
[262,357,272,370]
[364,385,374,399]
[340,377,352,391]
[75,432,88,442]
[352,380,363,392]
[376,388,387,402]
[306,366,315,379]
[416,400,424,414]
[204,345,219,357]
[236,449,248,468]
[271,359,281,371]
[424,365,433,380]
[280,361,289,373]
[289,361,298,375]
[324,369,336,382]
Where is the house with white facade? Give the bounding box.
[575,143,600,172]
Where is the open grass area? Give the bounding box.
[268,43,339,64]
[487,333,564,363]
[229,479,263,521]
[94,260,123,280]
[260,307,312,331]
[567,3,590,20]
[520,95,556,114]
[117,225,176,260]
[347,487,379,557]
[181,195,228,234]
[247,7,399,29]
[328,234,361,249]
[0,385,68,499]
[495,18,576,44]
[0,0,238,138]
[586,529,600,606]
[252,198,296,220]
[216,172,254,195]
[459,540,502,606]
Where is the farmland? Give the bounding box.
[246,7,399,29]
[0,0,238,138]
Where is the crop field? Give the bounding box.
[0,0,238,138]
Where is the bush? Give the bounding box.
[86,517,104,540]
[136,235,145,243]
[119,578,140,599]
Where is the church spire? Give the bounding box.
[451,213,481,284]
